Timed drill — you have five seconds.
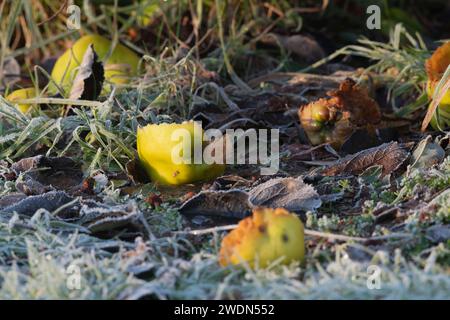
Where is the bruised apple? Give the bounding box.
[50,34,140,93]
[6,87,37,113]
[137,121,225,185]
[219,207,305,268]
[425,41,450,130]
[299,78,381,149]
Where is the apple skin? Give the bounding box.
[219,207,305,268]
[426,80,450,130]
[137,121,225,186]
[50,34,140,94]
[299,101,353,150]
[6,88,37,113]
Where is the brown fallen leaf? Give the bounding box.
[0,57,20,91]
[426,224,450,243]
[69,44,105,101]
[259,34,325,64]
[144,193,163,208]
[322,142,411,177]
[0,190,77,217]
[78,200,140,234]
[12,155,83,195]
[328,78,382,127]
[179,176,322,221]
[248,177,322,212]
[179,189,252,219]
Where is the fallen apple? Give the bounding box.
[137,121,225,185]
[219,207,305,268]
[299,79,381,149]
[50,34,141,94]
[425,41,450,130]
[6,87,37,113]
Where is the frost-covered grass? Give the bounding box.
[0,217,449,299]
[0,160,449,300]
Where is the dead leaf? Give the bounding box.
[260,34,325,63]
[179,189,251,219]
[322,142,411,177]
[0,191,77,217]
[248,177,322,212]
[0,57,20,91]
[327,78,382,127]
[426,224,450,243]
[78,200,140,233]
[69,44,105,100]
[410,136,445,169]
[0,193,27,210]
[179,176,322,219]
[11,155,83,195]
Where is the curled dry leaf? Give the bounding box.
[322,142,411,177]
[0,57,20,91]
[179,177,321,220]
[299,78,381,149]
[179,189,251,219]
[259,34,325,63]
[0,191,76,217]
[410,136,445,169]
[426,224,450,243]
[248,177,322,212]
[11,155,83,195]
[69,44,105,101]
[77,200,140,233]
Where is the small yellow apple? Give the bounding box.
[6,87,37,113]
[137,121,225,185]
[219,207,305,268]
[50,34,141,94]
[425,41,450,130]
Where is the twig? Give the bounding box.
[173,224,412,243]
[173,224,237,236]
[303,229,411,243]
